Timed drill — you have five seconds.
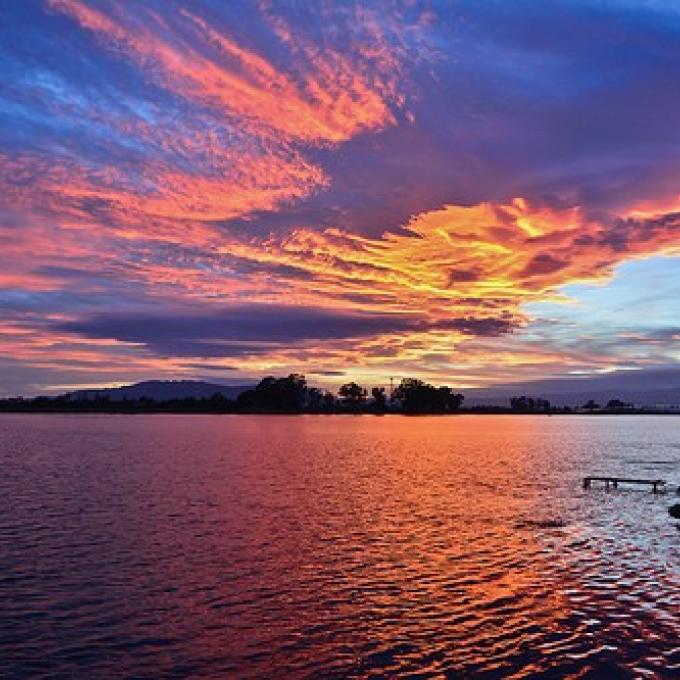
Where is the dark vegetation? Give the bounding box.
[0,375,463,414]
[393,378,463,413]
[509,396,552,412]
[0,376,664,414]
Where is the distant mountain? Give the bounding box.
[35,368,680,409]
[66,380,253,402]
[465,367,680,408]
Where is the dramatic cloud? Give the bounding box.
[2,1,680,394]
[57,307,423,348]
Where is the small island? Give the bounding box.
[1,375,675,415]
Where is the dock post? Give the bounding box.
[583,476,667,493]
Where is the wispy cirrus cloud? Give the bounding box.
[47,0,403,144]
[37,0,418,232]
[4,0,420,250]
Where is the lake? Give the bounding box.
[1,414,679,678]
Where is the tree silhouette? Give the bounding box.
[510,396,551,412]
[306,387,324,411]
[510,395,533,412]
[440,386,465,411]
[339,382,367,407]
[393,378,464,413]
[371,386,387,411]
[237,373,307,412]
[306,387,336,411]
[606,398,631,410]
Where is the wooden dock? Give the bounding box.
[583,476,666,493]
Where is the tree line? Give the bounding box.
[0,375,465,415]
[508,395,634,413]
[0,375,646,414]
[236,375,464,413]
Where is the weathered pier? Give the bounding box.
[583,476,666,493]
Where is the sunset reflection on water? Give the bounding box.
[1,414,679,678]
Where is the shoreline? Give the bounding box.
[1,408,678,416]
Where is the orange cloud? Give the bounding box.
[228,198,680,304]
[8,195,679,389]
[167,198,676,381]
[4,0,416,271]
[47,0,400,144]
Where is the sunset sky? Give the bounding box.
[2,0,680,396]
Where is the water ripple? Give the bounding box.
[1,414,679,678]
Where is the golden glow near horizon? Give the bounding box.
[3,194,680,392]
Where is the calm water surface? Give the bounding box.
[1,414,680,678]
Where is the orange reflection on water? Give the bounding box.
[2,414,679,677]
